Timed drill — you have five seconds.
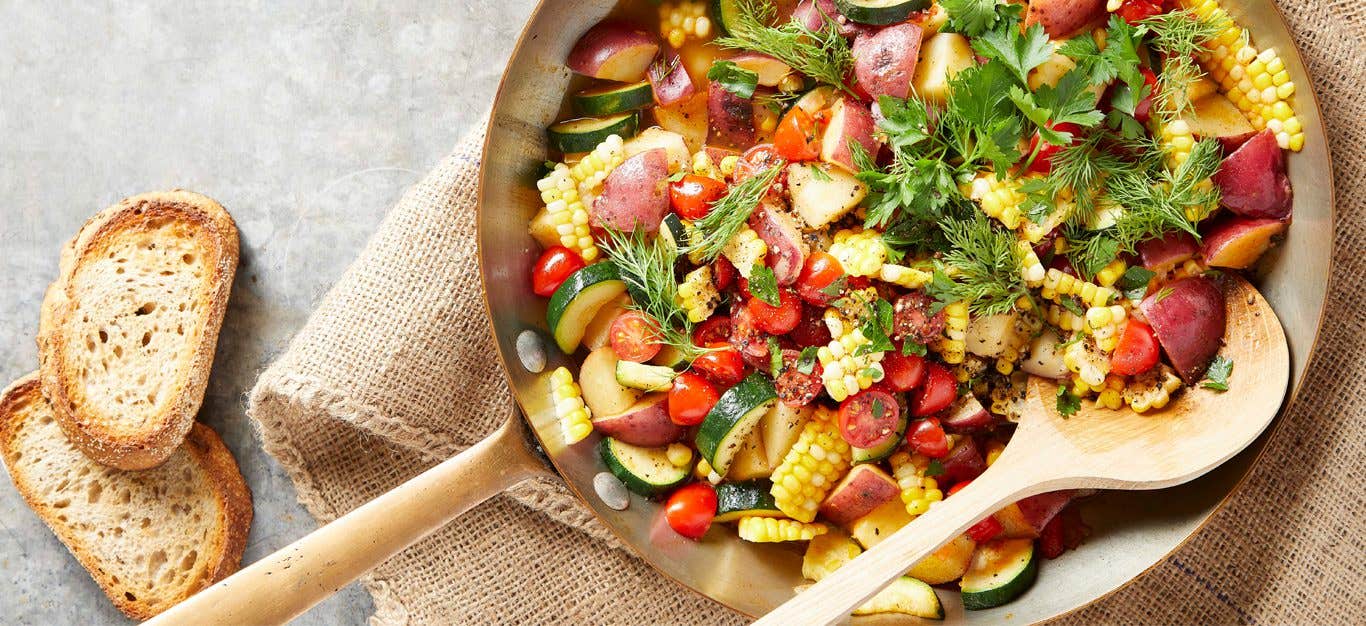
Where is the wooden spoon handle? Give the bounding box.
[755,458,1048,626]
[146,417,548,626]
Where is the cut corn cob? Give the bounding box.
[536,164,599,262]
[658,0,712,49]
[989,372,1029,422]
[1064,337,1110,388]
[770,408,853,522]
[953,354,989,384]
[1045,304,1086,333]
[878,263,933,289]
[1123,364,1184,413]
[549,367,593,444]
[889,451,945,517]
[1155,118,1218,221]
[676,266,720,323]
[1085,304,1128,352]
[570,134,626,196]
[719,155,740,178]
[829,229,888,278]
[1042,268,1116,308]
[738,517,828,542]
[1018,241,1046,288]
[721,226,768,279]
[817,310,886,402]
[935,301,969,365]
[1172,257,1209,280]
[966,171,1027,229]
[1094,259,1127,288]
[691,150,721,179]
[1096,375,1126,410]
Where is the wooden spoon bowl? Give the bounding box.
[757,275,1289,625]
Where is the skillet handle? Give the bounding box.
[146,416,549,626]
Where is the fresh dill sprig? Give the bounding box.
[927,214,1030,316]
[598,227,701,358]
[685,165,781,262]
[712,0,855,93]
[1020,130,1130,226]
[1141,9,1225,118]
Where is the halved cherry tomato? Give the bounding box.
[948,481,1005,542]
[733,143,785,184]
[796,251,845,306]
[669,174,727,220]
[668,372,720,426]
[712,257,737,290]
[692,343,747,388]
[907,417,950,458]
[912,363,957,416]
[530,246,585,297]
[609,311,662,363]
[1116,0,1167,25]
[1110,319,1161,376]
[1024,121,1082,175]
[664,482,717,540]
[880,348,927,393]
[775,348,824,407]
[788,304,833,348]
[692,316,732,347]
[838,390,902,449]
[773,106,821,162]
[748,290,803,335]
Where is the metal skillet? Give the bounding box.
[148,0,1335,623]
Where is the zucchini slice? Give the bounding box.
[851,406,908,464]
[710,0,745,36]
[834,0,931,25]
[852,577,945,619]
[960,538,1038,610]
[713,480,783,522]
[615,360,677,392]
[695,373,778,475]
[599,437,690,497]
[547,263,627,354]
[573,80,654,116]
[547,112,639,153]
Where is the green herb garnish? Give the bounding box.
[707,60,759,99]
[797,346,819,375]
[713,0,855,93]
[685,165,781,262]
[925,459,946,477]
[1056,386,1081,417]
[1201,356,1233,391]
[928,214,1031,316]
[599,227,701,359]
[748,265,781,307]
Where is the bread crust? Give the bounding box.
[0,373,253,620]
[37,190,239,469]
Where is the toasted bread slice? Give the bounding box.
[0,374,252,620]
[38,190,238,469]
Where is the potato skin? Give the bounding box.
[1025,0,1107,39]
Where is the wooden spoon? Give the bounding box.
[756,276,1288,625]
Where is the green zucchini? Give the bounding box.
[599,437,690,497]
[713,480,782,522]
[573,80,654,116]
[547,263,627,354]
[851,405,908,464]
[615,360,677,392]
[695,373,778,476]
[852,577,945,619]
[547,112,639,153]
[960,538,1038,610]
[710,0,745,36]
[652,344,688,368]
[834,0,931,25]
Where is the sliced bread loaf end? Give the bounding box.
[38,190,238,469]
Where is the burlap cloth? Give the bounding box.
[248,2,1365,623]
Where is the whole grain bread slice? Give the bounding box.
[0,374,252,620]
[38,190,238,469]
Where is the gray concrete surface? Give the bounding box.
[0,1,536,623]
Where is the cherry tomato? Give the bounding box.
[773,106,821,162]
[912,363,957,416]
[530,246,585,297]
[712,257,737,291]
[692,316,732,347]
[1132,67,1160,124]
[748,290,803,335]
[1024,122,1083,175]
[948,481,1005,542]
[775,348,824,407]
[692,343,747,388]
[795,251,845,306]
[1110,319,1161,376]
[608,311,662,363]
[907,417,950,458]
[880,348,927,393]
[838,390,903,449]
[664,482,717,540]
[668,372,720,426]
[788,304,833,348]
[669,174,727,220]
[733,143,785,184]
[1116,0,1167,24]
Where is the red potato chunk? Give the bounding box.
[591,149,670,232]
[567,20,661,82]
[730,52,794,87]
[1025,0,1107,39]
[1139,276,1226,383]
[707,80,756,148]
[938,436,987,485]
[591,394,687,447]
[793,0,866,36]
[749,201,809,285]
[939,394,995,433]
[819,464,900,527]
[649,53,696,106]
[820,98,880,173]
[1201,216,1287,269]
[1211,129,1293,220]
[852,23,924,100]
[1138,231,1200,273]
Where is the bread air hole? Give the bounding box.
[182,253,195,264]
[142,332,152,347]
[135,302,156,315]
[87,482,102,504]
[98,330,108,344]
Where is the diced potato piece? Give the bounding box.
[1028,52,1076,91]
[762,402,812,468]
[905,534,977,584]
[913,33,974,104]
[529,206,561,250]
[802,528,862,582]
[850,499,913,548]
[787,163,867,230]
[625,126,691,173]
[726,429,772,481]
[580,346,640,417]
[1183,93,1257,139]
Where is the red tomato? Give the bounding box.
[1116,0,1167,24]
[692,343,746,388]
[788,304,833,348]
[795,251,845,306]
[669,174,727,220]
[692,316,732,347]
[948,481,1005,542]
[1133,67,1160,124]
[608,311,662,363]
[912,363,957,416]
[838,390,903,449]
[775,348,824,407]
[712,257,737,291]
[1024,122,1083,175]
[664,482,717,540]
[1038,511,1067,559]
[668,372,720,426]
[530,246,585,297]
[733,143,785,183]
[773,106,821,162]
[907,417,950,458]
[1110,319,1161,376]
[748,290,803,335]
[880,349,927,393]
